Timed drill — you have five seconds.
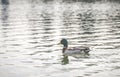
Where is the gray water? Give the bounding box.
[0,0,120,77]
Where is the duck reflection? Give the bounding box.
[61,55,69,65]
[61,53,90,65]
[72,53,90,59]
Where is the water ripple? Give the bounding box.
[0,1,120,77]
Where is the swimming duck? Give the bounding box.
[60,39,90,54]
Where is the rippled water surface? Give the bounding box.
[0,0,120,77]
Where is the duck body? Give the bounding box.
[60,39,90,54]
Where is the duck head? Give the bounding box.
[60,39,68,48]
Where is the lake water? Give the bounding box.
[0,0,120,77]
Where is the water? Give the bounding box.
[0,0,120,77]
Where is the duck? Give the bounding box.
[60,39,90,54]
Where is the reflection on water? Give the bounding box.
[0,0,120,77]
[61,53,90,65]
[1,0,9,22]
[61,55,69,65]
[1,0,9,5]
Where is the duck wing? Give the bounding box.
[69,46,90,51]
[64,46,90,54]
